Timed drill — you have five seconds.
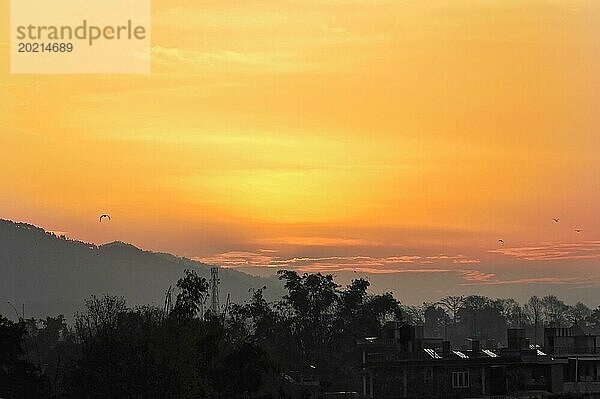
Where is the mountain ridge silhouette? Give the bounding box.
[0,218,283,319]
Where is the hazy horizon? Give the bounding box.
[2,217,599,308]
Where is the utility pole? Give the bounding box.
[163,286,173,315]
[210,267,220,315]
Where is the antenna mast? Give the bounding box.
[210,267,220,315]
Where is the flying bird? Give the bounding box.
[498,239,504,245]
[99,214,111,222]
[553,218,559,223]
[574,229,583,233]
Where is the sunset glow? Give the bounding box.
[1,0,599,302]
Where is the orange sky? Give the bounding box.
[1,0,600,302]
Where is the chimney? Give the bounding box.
[507,328,526,351]
[442,341,451,353]
[470,339,480,352]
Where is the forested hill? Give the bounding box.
[0,219,283,319]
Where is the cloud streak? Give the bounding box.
[198,249,598,287]
[491,241,600,261]
[197,251,480,272]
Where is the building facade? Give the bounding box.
[359,322,600,398]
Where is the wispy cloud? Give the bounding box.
[195,250,276,267]
[460,276,590,286]
[454,259,481,264]
[196,250,483,276]
[491,241,600,261]
[459,270,495,282]
[197,251,479,269]
[197,248,599,287]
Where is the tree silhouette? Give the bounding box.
[0,316,47,398]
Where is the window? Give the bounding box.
[452,371,470,388]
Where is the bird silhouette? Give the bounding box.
[574,229,583,233]
[99,214,111,222]
[553,218,559,223]
[498,239,504,245]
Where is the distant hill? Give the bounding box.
[0,219,284,319]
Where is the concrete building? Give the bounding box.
[545,324,600,396]
[359,322,600,398]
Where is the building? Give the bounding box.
[545,324,600,396]
[358,322,600,398]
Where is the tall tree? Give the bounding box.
[424,304,450,338]
[541,295,570,327]
[437,296,464,325]
[525,296,544,345]
[567,302,592,326]
[496,298,526,328]
[0,316,47,398]
[403,304,426,325]
[172,269,209,319]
